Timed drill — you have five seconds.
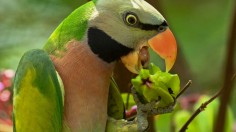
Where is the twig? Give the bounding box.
[179,92,220,132]
[176,80,192,99]
[179,74,236,132]
[126,93,130,109]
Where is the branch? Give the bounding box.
[179,74,236,132]
[179,92,220,132]
[176,80,192,99]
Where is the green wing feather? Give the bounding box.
[107,78,126,120]
[13,49,63,132]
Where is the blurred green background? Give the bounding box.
[0,0,235,131]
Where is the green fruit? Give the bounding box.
[131,63,180,107]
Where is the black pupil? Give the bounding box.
[128,16,136,24]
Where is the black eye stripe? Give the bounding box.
[123,12,168,31]
[139,21,168,31]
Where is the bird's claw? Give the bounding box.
[131,87,176,114]
[131,87,176,131]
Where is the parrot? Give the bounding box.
[13,0,177,131]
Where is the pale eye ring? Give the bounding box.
[125,13,138,26]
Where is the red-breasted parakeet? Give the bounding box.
[13,0,177,131]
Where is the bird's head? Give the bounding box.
[87,0,177,73]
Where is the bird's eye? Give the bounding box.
[125,13,138,26]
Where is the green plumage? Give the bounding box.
[43,1,95,56]
[108,78,125,120]
[13,49,63,131]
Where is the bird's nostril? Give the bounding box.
[158,26,166,32]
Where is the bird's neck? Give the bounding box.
[51,40,115,131]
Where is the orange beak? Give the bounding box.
[148,28,177,72]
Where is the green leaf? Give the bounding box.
[131,63,180,107]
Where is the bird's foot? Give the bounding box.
[131,87,176,131]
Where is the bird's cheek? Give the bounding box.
[120,50,140,74]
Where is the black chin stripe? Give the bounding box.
[88,27,133,63]
[139,21,168,31]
